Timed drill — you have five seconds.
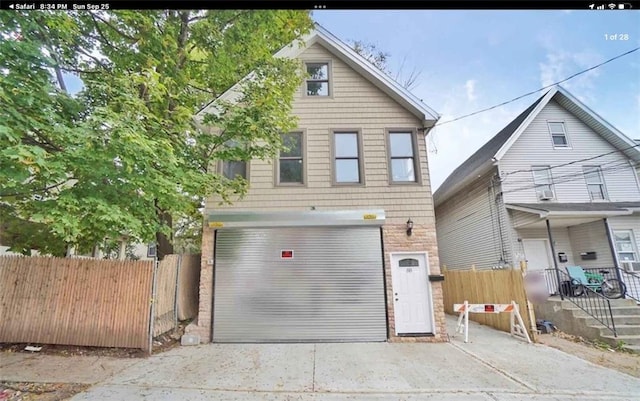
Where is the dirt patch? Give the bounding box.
[537,331,640,378]
[0,382,89,401]
[0,320,189,358]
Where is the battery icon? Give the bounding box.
[619,3,625,8]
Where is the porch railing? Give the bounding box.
[543,268,617,337]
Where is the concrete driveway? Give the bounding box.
[66,317,640,401]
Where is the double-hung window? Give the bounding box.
[548,121,569,148]
[532,166,554,199]
[613,230,638,270]
[278,132,304,184]
[305,63,329,96]
[220,140,247,180]
[388,131,418,183]
[583,166,607,200]
[333,131,362,184]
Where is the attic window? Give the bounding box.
[306,63,329,96]
[548,122,569,148]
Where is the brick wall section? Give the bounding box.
[383,224,447,343]
[185,225,214,343]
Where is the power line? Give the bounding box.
[434,47,640,127]
[501,143,640,178]
[499,161,638,195]
[502,158,633,186]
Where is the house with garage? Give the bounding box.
[185,26,447,343]
[433,86,640,300]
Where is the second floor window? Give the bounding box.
[334,132,362,184]
[222,161,247,180]
[278,132,304,184]
[306,63,329,96]
[532,166,554,199]
[389,132,418,183]
[583,166,607,200]
[548,122,569,148]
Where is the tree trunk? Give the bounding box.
[155,206,174,260]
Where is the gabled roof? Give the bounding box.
[434,86,640,206]
[196,25,439,125]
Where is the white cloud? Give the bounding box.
[465,79,477,101]
[538,49,603,103]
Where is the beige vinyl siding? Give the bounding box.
[568,220,615,267]
[499,100,640,204]
[435,170,511,270]
[607,215,640,266]
[509,209,544,228]
[205,43,434,226]
[512,227,576,269]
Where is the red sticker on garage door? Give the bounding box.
[281,250,294,259]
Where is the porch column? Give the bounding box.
[546,219,563,300]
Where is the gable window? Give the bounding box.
[278,132,304,184]
[613,230,638,264]
[306,63,329,96]
[532,166,554,200]
[333,131,362,184]
[548,122,569,148]
[388,131,418,183]
[583,166,607,200]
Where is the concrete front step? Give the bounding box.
[581,315,640,326]
[589,324,640,336]
[567,306,640,317]
[600,334,640,348]
[558,298,638,308]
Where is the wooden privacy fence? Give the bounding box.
[0,254,201,351]
[442,266,537,339]
[0,256,153,349]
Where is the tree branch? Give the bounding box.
[92,13,140,42]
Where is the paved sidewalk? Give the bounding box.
[3,317,639,400]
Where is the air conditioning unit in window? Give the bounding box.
[538,189,554,200]
[621,261,640,272]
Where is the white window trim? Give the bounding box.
[531,165,555,200]
[583,165,608,201]
[547,120,571,149]
[612,229,638,263]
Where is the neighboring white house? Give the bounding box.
[434,86,640,287]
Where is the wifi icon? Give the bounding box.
[608,3,617,8]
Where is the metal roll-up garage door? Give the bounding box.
[213,226,386,342]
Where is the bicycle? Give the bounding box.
[569,268,627,299]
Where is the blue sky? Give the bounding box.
[312,10,640,190]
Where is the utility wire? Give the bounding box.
[499,161,638,195]
[434,47,640,127]
[502,158,633,186]
[501,143,640,178]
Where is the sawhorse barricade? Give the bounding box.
[453,300,531,344]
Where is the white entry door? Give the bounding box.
[522,239,553,271]
[390,253,434,335]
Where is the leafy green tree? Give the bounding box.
[0,10,313,258]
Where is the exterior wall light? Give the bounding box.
[406,218,413,236]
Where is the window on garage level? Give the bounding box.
[613,230,638,263]
[278,132,304,184]
[305,63,330,96]
[333,131,363,184]
[219,140,248,180]
[388,131,418,183]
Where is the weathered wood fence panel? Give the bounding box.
[0,256,153,349]
[442,267,536,337]
[177,254,201,320]
[153,255,180,337]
